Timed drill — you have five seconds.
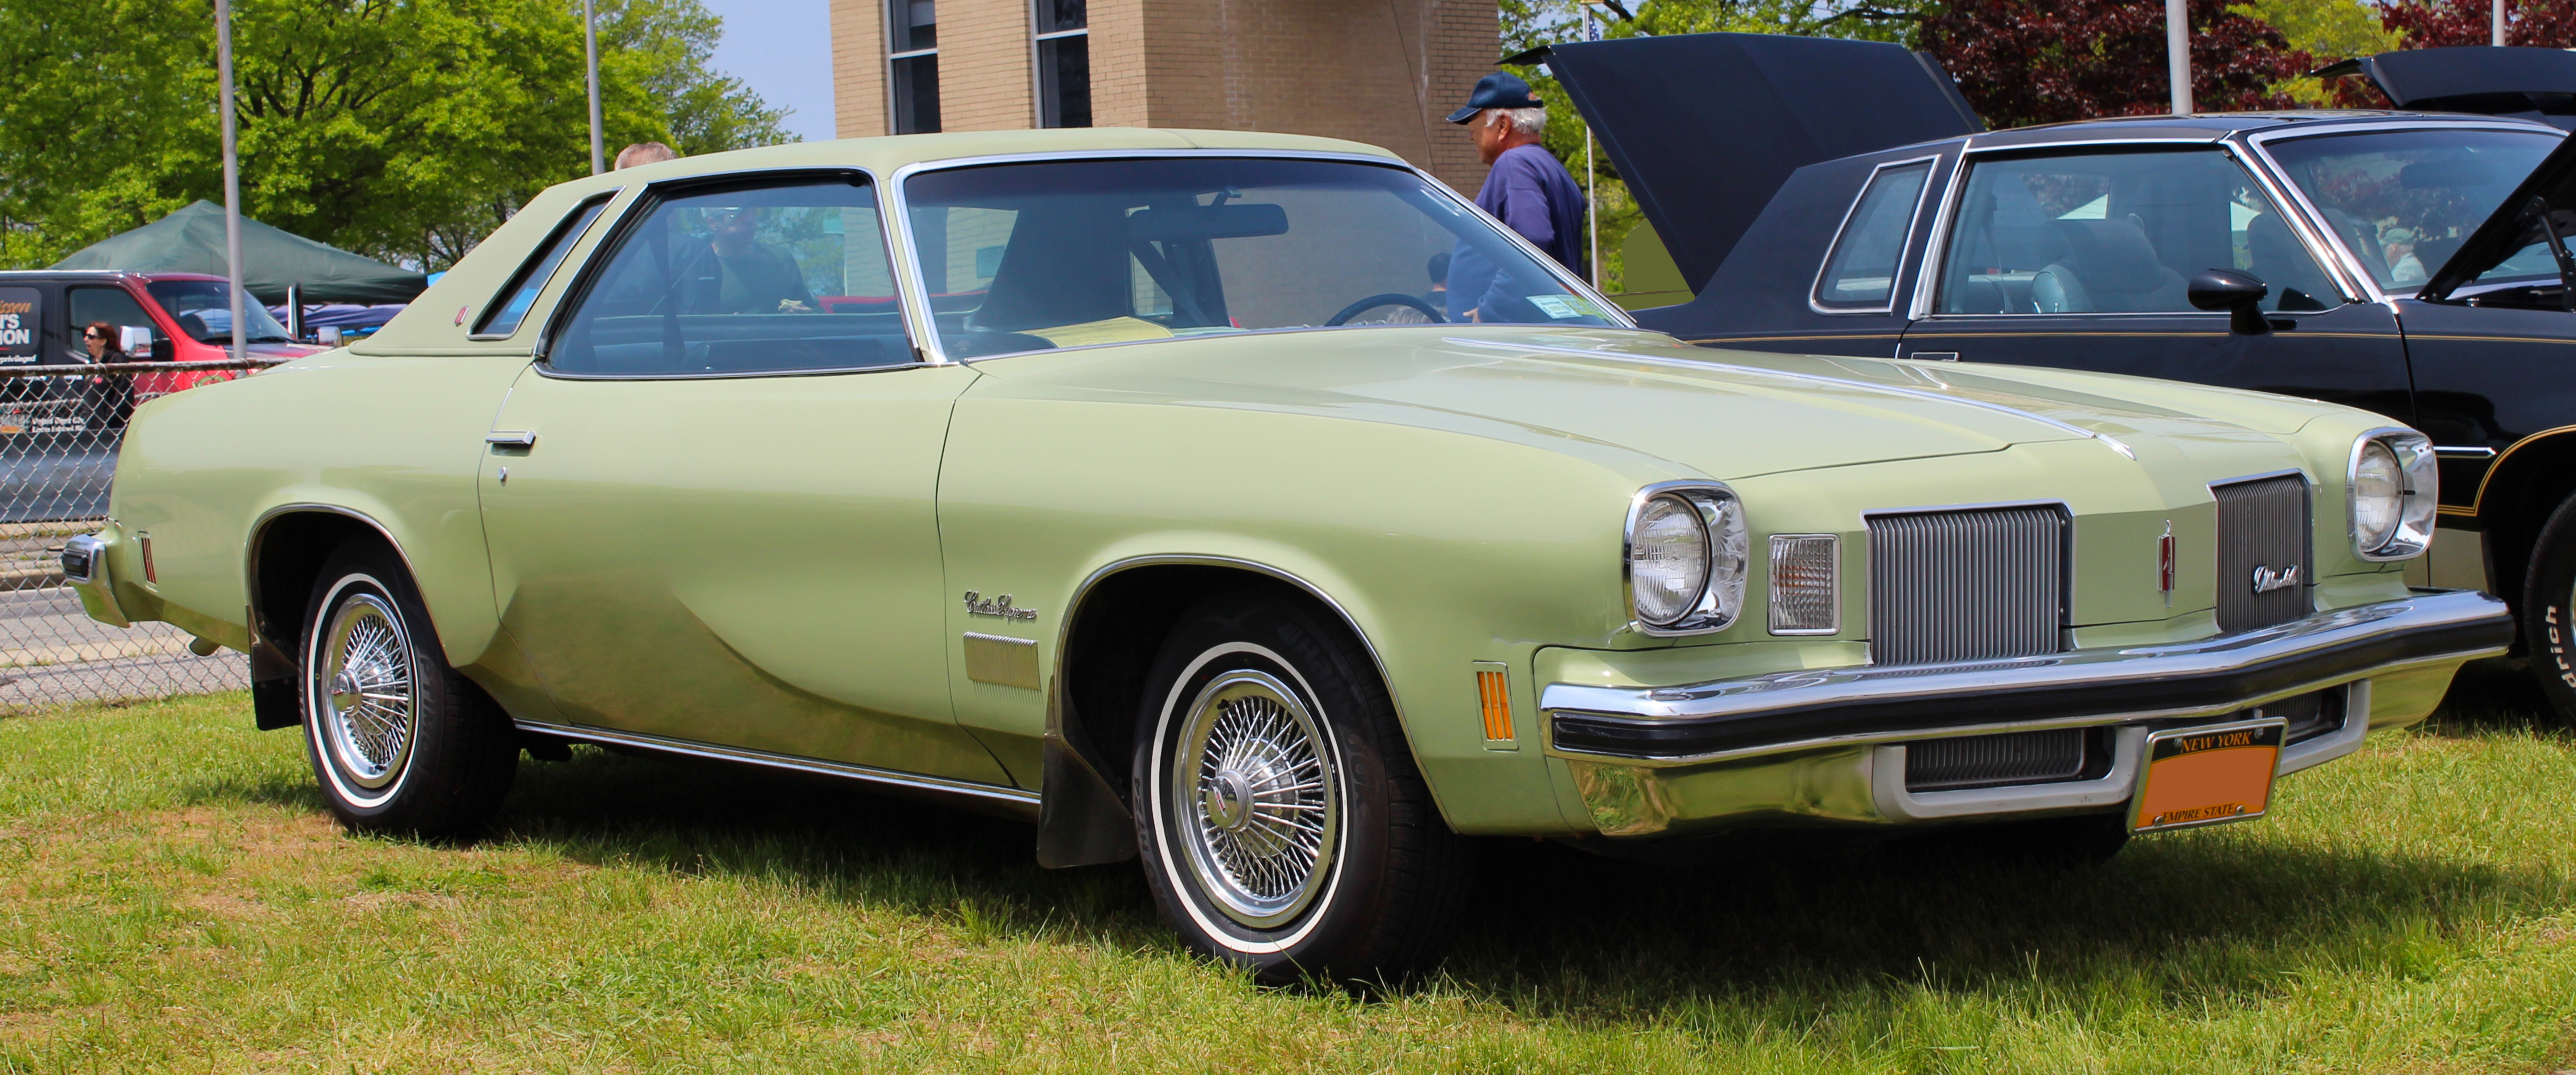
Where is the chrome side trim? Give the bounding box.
[2434,445,2497,458]
[882,148,1635,364]
[514,718,1042,820]
[1443,335,2138,459]
[1871,727,2147,821]
[1540,588,2508,766]
[1808,155,1941,317]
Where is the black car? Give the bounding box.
[1544,34,2576,717]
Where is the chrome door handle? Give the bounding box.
[486,431,537,448]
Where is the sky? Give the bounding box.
[701,0,839,144]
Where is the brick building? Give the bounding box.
[829,0,1501,194]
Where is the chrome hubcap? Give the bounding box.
[1170,669,1339,930]
[313,592,418,792]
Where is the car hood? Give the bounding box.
[1542,32,1982,292]
[2421,126,2576,299]
[966,326,2319,482]
[2315,46,2576,130]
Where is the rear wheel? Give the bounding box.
[300,543,517,838]
[1133,593,1470,986]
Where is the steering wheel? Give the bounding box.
[1325,292,1446,326]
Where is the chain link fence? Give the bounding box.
[0,359,280,710]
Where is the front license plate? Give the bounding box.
[2130,718,2286,833]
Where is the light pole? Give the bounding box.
[2495,0,2507,46]
[214,0,247,363]
[586,0,604,174]
[2166,0,2193,115]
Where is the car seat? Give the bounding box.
[2031,219,2189,313]
[2245,211,2340,311]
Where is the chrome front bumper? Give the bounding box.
[62,532,130,628]
[1543,589,2510,837]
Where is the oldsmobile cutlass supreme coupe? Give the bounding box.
[64,129,2512,982]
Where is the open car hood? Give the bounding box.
[1543,32,1982,292]
[2316,46,2576,131]
[2420,129,2576,300]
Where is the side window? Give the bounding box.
[475,196,611,338]
[1938,148,2342,316]
[66,287,158,358]
[1814,160,1932,311]
[549,177,909,377]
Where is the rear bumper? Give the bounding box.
[1542,589,2509,837]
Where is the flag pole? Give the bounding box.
[215,0,247,364]
[586,0,605,174]
[2166,0,2193,115]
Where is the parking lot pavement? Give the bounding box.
[0,584,244,707]
[0,439,114,524]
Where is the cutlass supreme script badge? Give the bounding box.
[963,591,1038,620]
[2251,564,2300,594]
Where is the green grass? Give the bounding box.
[2,667,2573,1073]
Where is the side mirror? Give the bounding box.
[2188,270,2271,335]
[117,325,153,356]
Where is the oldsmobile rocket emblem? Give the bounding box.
[2251,564,2300,594]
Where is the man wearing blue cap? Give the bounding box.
[1444,71,1587,322]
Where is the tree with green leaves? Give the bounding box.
[0,0,787,273]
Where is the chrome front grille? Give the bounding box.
[1904,729,2089,792]
[1867,505,2067,666]
[2214,475,2310,634]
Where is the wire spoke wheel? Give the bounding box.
[1169,668,1342,930]
[312,592,419,793]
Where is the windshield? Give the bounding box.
[899,157,1617,358]
[144,280,295,344]
[2264,128,2560,293]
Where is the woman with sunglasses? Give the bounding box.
[77,321,136,432]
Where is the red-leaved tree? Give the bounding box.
[1921,0,2318,129]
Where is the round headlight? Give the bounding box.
[2352,440,2403,551]
[1631,494,1710,627]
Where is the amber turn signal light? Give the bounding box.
[1476,668,1513,742]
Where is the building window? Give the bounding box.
[890,0,940,134]
[1034,0,1089,128]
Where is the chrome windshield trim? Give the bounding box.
[1443,335,2137,458]
[513,718,1041,820]
[1541,588,2509,766]
[882,148,1635,364]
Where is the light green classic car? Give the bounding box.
[64,128,2514,983]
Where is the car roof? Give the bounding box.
[0,270,228,284]
[537,127,1407,200]
[1964,109,2562,148]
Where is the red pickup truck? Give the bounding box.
[0,270,324,432]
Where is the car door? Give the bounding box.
[1897,143,2414,421]
[476,172,1011,785]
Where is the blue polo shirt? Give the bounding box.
[1448,143,1588,322]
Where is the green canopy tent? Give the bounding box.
[48,200,426,305]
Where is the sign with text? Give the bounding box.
[0,287,38,364]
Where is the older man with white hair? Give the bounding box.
[1443,71,1587,322]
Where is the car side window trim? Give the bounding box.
[469,191,620,340]
[1809,156,1939,316]
[532,166,928,380]
[1920,142,2347,320]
